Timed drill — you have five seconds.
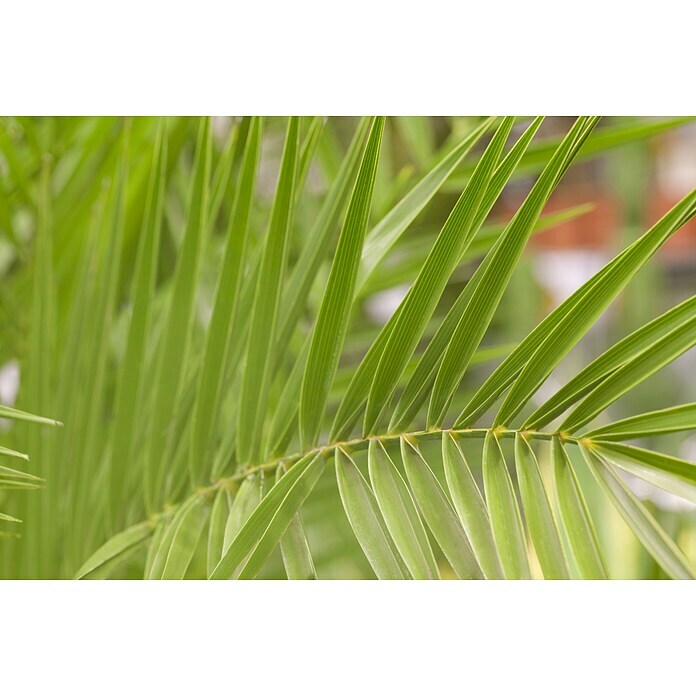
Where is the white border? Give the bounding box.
[2,581,693,694]
[2,1,694,114]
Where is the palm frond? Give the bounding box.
[3,116,695,580]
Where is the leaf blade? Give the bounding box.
[514,434,569,579]
[581,445,695,580]
[401,437,483,579]
[300,117,385,448]
[237,117,300,464]
[368,440,439,580]
[442,432,504,579]
[335,447,406,580]
[551,437,608,579]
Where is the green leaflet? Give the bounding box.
[561,314,696,433]
[364,118,512,435]
[430,117,599,428]
[336,447,406,579]
[207,487,232,578]
[109,119,167,526]
[266,336,310,458]
[584,403,696,441]
[330,310,400,442]
[401,437,483,579]
[0,446,30,462]
[495,189,696,428]
[525,295,696,430]
[445,117,694,190]
[363,204,592,298]
[275,118,371,354]
[513,435,568,579]
[442,432,503,579]
[0,404,62,427]
[357,117,496,289]
[482,433,530,579]
[592,441,696,505]
[208,117,248,230]
[237,117,300,465]
[223,474,262,553]
[368,439,439,580]
[386,120,552,431]
[145,117,212,509]
[395,116,432,169]
[144,516,169,579]
[160,494,209,580]
[331,118,537,442]
[68,128,130,573]
[389,245,495,433]
[210,453,319,580]
[295,117,325,202]
[581,446,695,580]
[146,495,200,580]
[276,464,317,580]
[300,117,385,448]
[236,455,324,579]
[75,521,153,579]
[551,438,608,579]
[453,145,695,432]
[190,117,262,480]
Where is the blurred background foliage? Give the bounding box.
[0,116,694,579]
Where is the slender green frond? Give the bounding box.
[401,437,483,579]
[561,314,696,433]
[442,432,503,579]
[190,117,262,479]
[496,190,696,427]
[336,447,406,579]
[275,118,371,353]
[525,295,696,430]
[514,434,569,579]
[300,118,385,448]
[160,494,209,580]
[357,117,496,288]
[482,432,530,579]
[75,521,153,580]
[551,437,608,579]
[145,117,212,508]
[109,119,167,524]
[368,440,439,580]
[431,117,599,427]
[364,118,512,434]
[223,474,261,554]
[581,446,695,580]
[584,403,696,441]
[236,456,324,579]
[237,117,299,465]
[210,452,319,579]
[592,441,696,504]
[0,404,62,427]
[207,487,232,577]
[275,463,316,580]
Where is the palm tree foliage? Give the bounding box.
[1,115,695,579]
